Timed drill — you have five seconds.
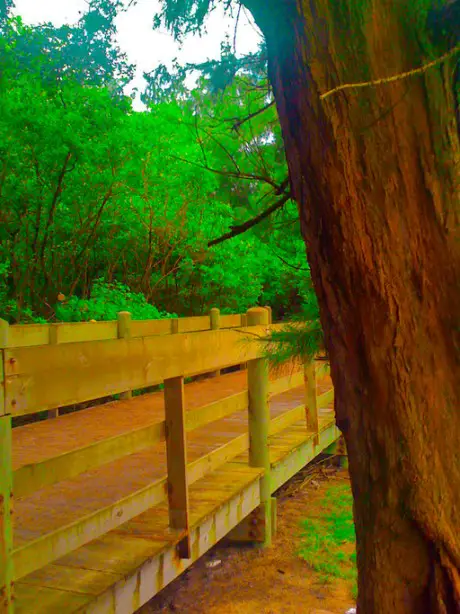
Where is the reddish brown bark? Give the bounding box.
[244,1,460,612]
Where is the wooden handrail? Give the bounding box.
[0,304,334,606]
[0,312,246,349]
[13,372,314,498]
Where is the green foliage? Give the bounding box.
[54,280,176,322]
[261,289,325,368]
[0,3,134,93]
[0,6,318,325]
[154,0,234,40]
[299,483,357,595]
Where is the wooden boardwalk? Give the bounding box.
[0,309,340,614]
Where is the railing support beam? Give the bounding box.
[0,412,14,613]
[244,307,274,546]
[117,312,133,400]
[304,360,319,445]
[164,375,191,558]
[209,308,221,378]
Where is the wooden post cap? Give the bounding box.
[246,307,269,326]
[210,308,220,330]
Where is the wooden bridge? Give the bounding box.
[0,307,340,614]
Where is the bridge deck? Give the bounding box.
[12,369,337,614]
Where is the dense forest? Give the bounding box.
[0,3,317,324]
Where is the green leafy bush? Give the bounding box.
[55,280,176,322]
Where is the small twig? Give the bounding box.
[320,42,460,100]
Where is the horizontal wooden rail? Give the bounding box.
[186,391,248,432]
[12,378,324,580]
[268,371,304,397]
[2,305,339,614]
[13,421,166,498]
[13,434,250,579]
[220,314,243,329]
[5,324,281,417]
[187,433,249,484]
[2,313,246,349]
[13,369,317,497]
[268,405,304,435]
[12,476,169,580]
[317,387,334,409]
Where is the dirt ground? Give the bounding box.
[138,463,356,614]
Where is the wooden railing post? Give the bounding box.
[264,305,273,324]
[240,313,248,371]
[0,320,14,613]
[170,318,179,334]
[164,375,191,558]
[48,324,60,418]
[117,312,132,400]
[325,436,349,468]
[304,360,319,445]
[209,308,221,378]
[246,306,274,546]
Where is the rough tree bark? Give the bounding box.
[243,0,460,612]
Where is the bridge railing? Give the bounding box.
[0,306,331,612]
[0,309,249,349]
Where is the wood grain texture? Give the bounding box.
[5,325,279,416]
[164,376,190,558]
[0,415,14,613]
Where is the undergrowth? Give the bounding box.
[299,483,357,599]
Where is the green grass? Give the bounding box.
[299,483,357,598]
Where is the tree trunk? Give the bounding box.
[244,0,460,611]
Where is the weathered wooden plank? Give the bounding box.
[268,371,304,397]
[185,391,248,432]
[7,323,49,348]
[164,376,190,558]
[220,314,242,329]
[246,307,272,546]
[65,475,261,614]
[0,415,14,613]
[317,387,334,409]
[271,421,340,491]
[269,404,304,436]
[13,421,165,498]
[130,319,171,338]
[304,361,319,442]
[187,433,249,484]
[14,583,92,614]
[17,563,122,595]
[6,313,247,349]
[0,319,8,352]
[5,325,279,417]
[12,410,260,578]
[53,321,118,344]
[12,477,168,581]
[52,534,168,577]
[14,469,262,613]
[177,316,210,334]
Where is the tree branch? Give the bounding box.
[170,154,285,192]
[230,99,275,133]
[208,190,291,247]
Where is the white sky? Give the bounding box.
[13,0,263,110]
